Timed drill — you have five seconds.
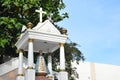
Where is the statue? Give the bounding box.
[35,50,47,76]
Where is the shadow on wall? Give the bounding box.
[0,69,18,80]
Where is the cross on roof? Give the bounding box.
[35,7,46,23]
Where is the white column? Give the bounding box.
[48,53,52,74]
[59,43,68,80]
[17,49,24,80]
[25,38,35,80]
[47,53,54,80]
[59,43,65,71]
[18,49,24,75]
[28,39,34,69]
[25,22,35,80]
[59,28,68,80]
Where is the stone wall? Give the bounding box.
[71,61,120,80]
[0,69,17,80]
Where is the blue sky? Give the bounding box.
[57,0,120,65]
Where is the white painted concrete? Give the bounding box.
[72,61,120,80]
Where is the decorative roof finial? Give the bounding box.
[48,13,53,23]
[61,28,67,35]
[35,7,46,23]
[27,22,33,29]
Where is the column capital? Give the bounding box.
[60,69,66,72]
[18,49,24,53]
[59,43,65,47]
[47,75,54,78]
[17,74,24,76]
[27,66,34,69]
[28,38,33,42]
[47,52,52,56]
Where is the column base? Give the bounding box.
[47,74,54,80]
[16,76,24,80]
[25,69,35,80]
[58,71,68,80]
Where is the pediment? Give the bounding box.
[33,20,61,35]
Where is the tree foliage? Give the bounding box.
[0,0,84,79]
[0,0,68,61]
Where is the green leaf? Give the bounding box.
[24,4,28,10]
[0,39,8,48]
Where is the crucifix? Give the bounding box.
[35,7,46,23]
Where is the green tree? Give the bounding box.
[0,0,84,79]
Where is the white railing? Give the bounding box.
[0,57,28,76]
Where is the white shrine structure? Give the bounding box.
[1,7,120,80]
[15,7,68,80]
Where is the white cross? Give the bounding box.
[35,7,46,23]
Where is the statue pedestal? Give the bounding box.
[25,69,35,80]
[58,71,68,80]
[16,76,24,80]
